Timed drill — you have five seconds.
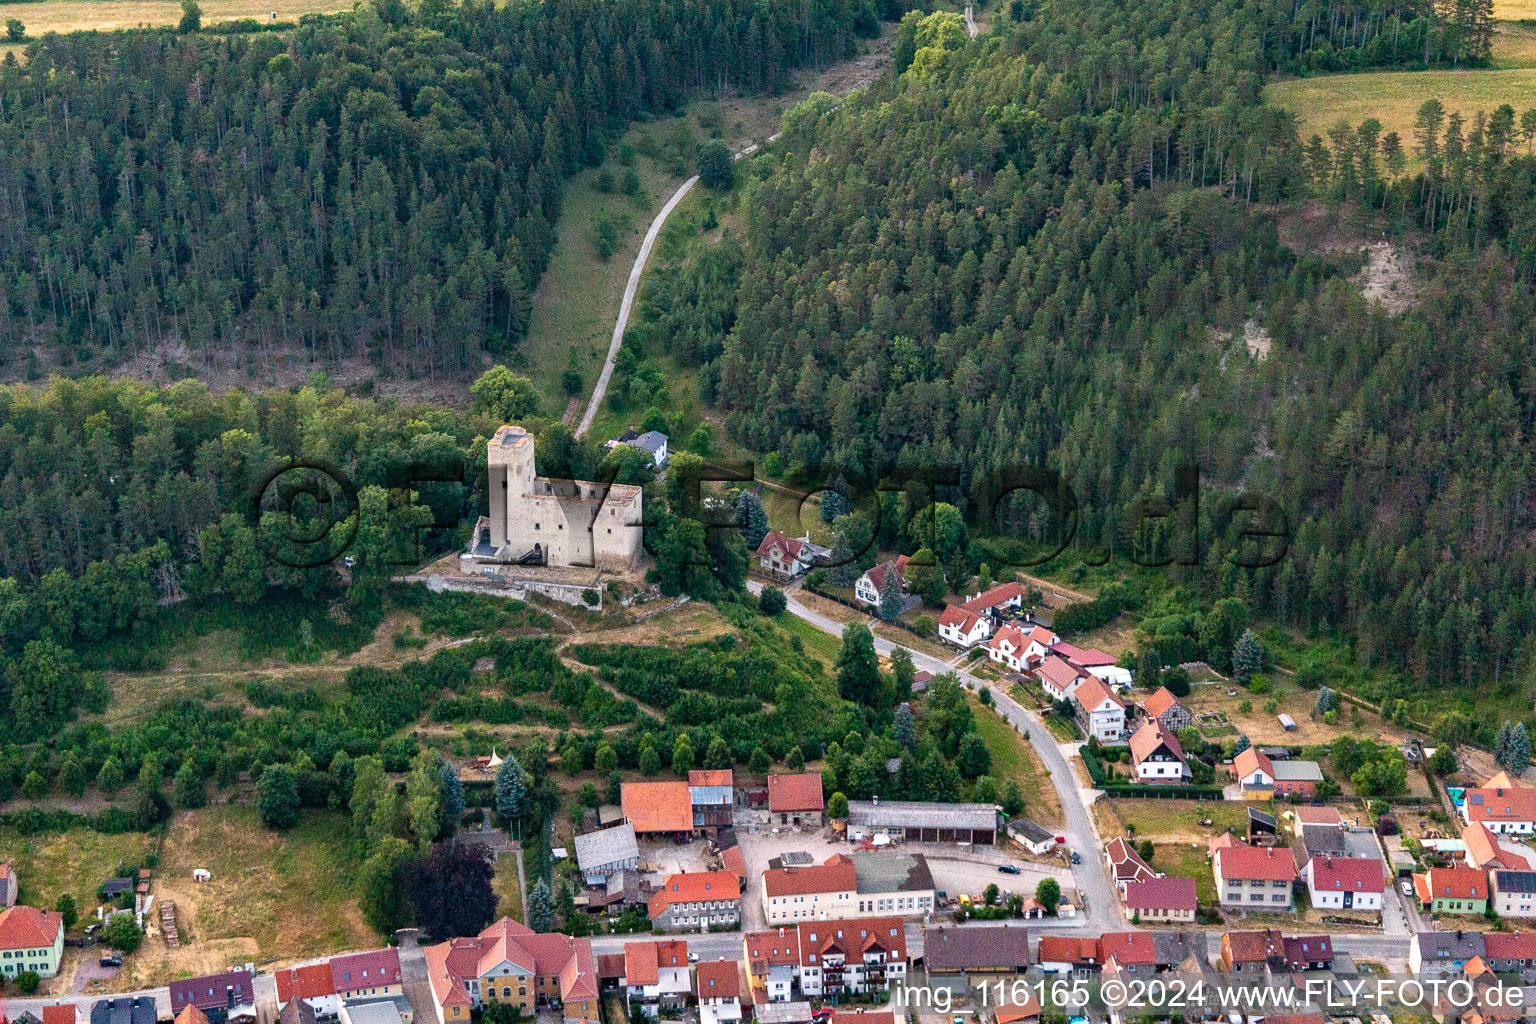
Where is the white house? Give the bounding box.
[1303,857,1384,913]
[959,581,1027,616]
[938,605,993,648]
[1036,654,1087,701]
[611,430,669,467]
[1127,720,1189,783]
[1462,780,1536,835]
[854,557,908,608]
[694,961,742,1024]
[1071,676,1126,744]
[756,532,830,579]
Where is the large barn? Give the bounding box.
[846,800,998,845]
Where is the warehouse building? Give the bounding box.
[846,800,997,845]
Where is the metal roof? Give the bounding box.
[574,823,639,870]
[847,800,997,830]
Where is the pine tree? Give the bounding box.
[1235,734,1251,753]
[894,704,916,750]
[705,737,732,770]
[438,756,466,830]
[734,490,769,552]
[1233,629,1263,684]
[1506,723,1531,775]
[494,755,528,830]
[96,755,125,795]
[878,568,904,622]
[672,736,695,777]
[526,879,555,932]
[1316,686,1336,715]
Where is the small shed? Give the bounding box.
[193,869,211,883]
[1278,713,1297,731]
[1247,807,1278,845]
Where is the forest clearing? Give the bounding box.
[0,0,352,38]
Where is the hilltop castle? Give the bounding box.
[468,425,643,571]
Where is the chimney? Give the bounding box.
[226,986,235,1009]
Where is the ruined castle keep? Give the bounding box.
[470,425,643,571]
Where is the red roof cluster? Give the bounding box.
[648,872,742,919]
[1309,857,1384,893]
[763,854,856,898]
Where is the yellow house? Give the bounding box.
[425,918,598,1024]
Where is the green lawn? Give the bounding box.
[774,613,843,675]
[0,827,158,917]
[969,696,1063,825]
[494,852,525,924]
[1110,798,1249,840]
[1149,842,1218,905]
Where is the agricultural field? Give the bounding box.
[1264,21,1536,173]
[1099,797,1250,842]
[0,0,353,38]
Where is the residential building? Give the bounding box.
[762,853,935,923]
[621,781,695,839]
[1050,642,1133,687]
[422,917,598,1024]
[0,904,63,979]
[338,999,410,1024]
[1037,936,1098,976]
[1213,845,1296,909]
[756,533,829,580]
[613,430,669,467]
[845,800,996,844]
[174,1007,209,1024]
[1071,676,1126,744]
[1034,654,1087,700]
[922,926,1030,982]
[1490,870,1536,917]
[622,940,691,1017]
[1233,748,1321,798]
[1481,932,1536,975]
[275,963,339,1018]
[695,960,742,1024]
[1411,931,1487,976]
[575,823,640,887]
[1462,783,1536,834]
[989,625,1058,674]
[91,999,157,1024]
[331,950,403,1003]
[1098,932,1156,974]
[1281,935,1334,971]
[170,970,257,1024]
[648,872,742,931]
[469,425,642,572]
[1218,930,1286,973]
[959,582,1027,618]
[938,605,993,648]
[743,930,801,1003]
[43,1006,79,1024]
[768,773,825,828]
[280,1000,319,1024]
[1414,866,1489,915]
[794,918,906,997]
[1303,857,1384,912]
[1463,822,1534,871]
[854,558,908,608]
[1104,837,1157,891]
[1141,687,1192,732]
[1290,805,1344,831]
[1127,720,1190,783]
[1005,816,1057,855]
[689,770,735,831]
[1123,877,1198,922]
[0,863,15,908]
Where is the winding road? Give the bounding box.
[574,137,773,437]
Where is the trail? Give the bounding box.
[574,137,774,437]
[965,3,978,35]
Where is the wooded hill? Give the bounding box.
[0,0,880,377]
[640,0,1536,732]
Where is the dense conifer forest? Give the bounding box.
[0,0,879,376]
[639,0,1536,725]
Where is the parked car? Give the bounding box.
[998,864,1021,875]
[1402,879,1416,897]
[1070,850,1082,864]
[100,955,122,968]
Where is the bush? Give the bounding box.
[759,586,787,616]
[15,971,39,995]
[103,913,142,954]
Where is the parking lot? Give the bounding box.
[924,854,1071,904]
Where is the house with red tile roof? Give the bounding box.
[938,604,993,648]
[762,855,857,925]
[1098,932,1156,970]
[985,624,1057,673]
[1303,857,1384,913]
[1141,687,1192,732]
[0,904,64,979]
[330,949,402,1001]
[961,582,1027,616]
[1123,877,1198,922]
[1464,822,1534,872]
[695,960,743,1024]
[1413,866,1489,915]
[1462,782,1536,834]
[172,1008,208,1024]
[854,558,908,608]
[768,773,824,828]
[1127,720,1189,783]
[1038,936,1099,975]
[741,929,801,1003]
[1482,931,1536,973]
[757,532,830,579]
[1218,929,1286,973]
[1233,747,1322,798]
[275,963,338,1017]
[649,872,742,931]
[1033,653,1087,699]
[43,1005,79,1024]
[621,781,695,838]
[622,940,691,1017]
[1104,837,1157,892]
[794,918,906,997]
[1051,642,1133,686]
[1071,676,1126,744]
[423,917,598,1024]
[1281,934,1333,971]
[1213,846,1296,909]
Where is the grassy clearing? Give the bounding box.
[1178,674,1409,747]
[0,0,353,37]
[493,853,525,924]
[1149,842,1216,905]
[120,805,374,985]
[1264,61,1536,173]
[774,613,842,674]
[1105,798,1248,841]
[969,695,1064,826]
[0,827,157,915]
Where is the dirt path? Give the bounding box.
[965,3,978,35]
